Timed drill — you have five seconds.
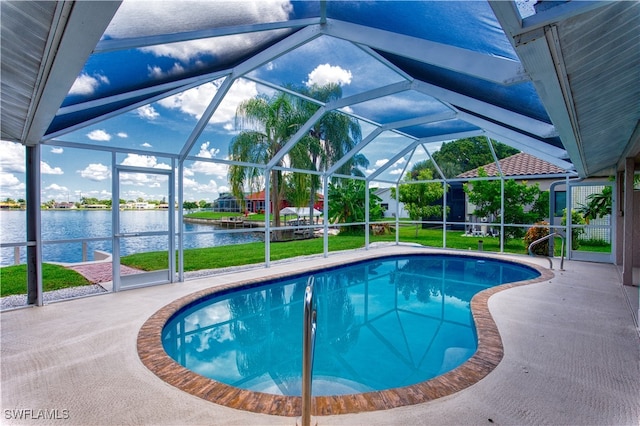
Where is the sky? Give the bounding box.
[1,0,537,204]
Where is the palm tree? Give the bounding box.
[229,84,366,238]
[291,83,366,222]
[228,92,299,238]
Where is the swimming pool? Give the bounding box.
[138,252,549,416]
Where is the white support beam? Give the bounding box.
[455,108,568,158]
[46,71,230,140]
[323,19,528,85]
[179,76,235,160]
[520,1,612,37]
[55,71,228,116]
[327,127,384,176]
[233,24,323,77]
[490,1,587,176]
[326,81,412,110]
[24,1,122,145]
[411,79,558,138]
[484,130,575,172]
[381,111,458,131]
[266,107,326,169]
[413,130,486,145]
[94,18,320,53]
[367,139,420,181]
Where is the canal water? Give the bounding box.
[0,210,263,266]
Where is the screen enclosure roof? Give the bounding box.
[1,0,639,179]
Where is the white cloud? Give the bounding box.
[148,62,185,79]
[120,154,170,170]
[375,159,389,168]
[158,79,258,126]
[87,129,112,141]
[117,154,172,187]
[79,163,111,181]
[183,178,223,202]
[0,141,26,173]
[69,73,109,96]
[136,105,159,120]
[107,2,292,63]
[188,142,228,176]
[117,132,128,138]
[306,64,352,87]
[50,147,64,154]
[0,172,24,192]
[45,183,68,192]
[141,142,152,148]
[40,162,63,175]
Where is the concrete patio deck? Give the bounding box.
[1,245,638,425]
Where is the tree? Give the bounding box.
[288,83,365,223]
[577,186,612,222]
[425,137,519,178]
[229,84,366,238]
[393,167,445,236]
[463,168,548,238]
[183,201,198,211]
[328,180,382,233]
[228,92,299,239]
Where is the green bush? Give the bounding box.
[524,221,550,255]
[561,209,586,250]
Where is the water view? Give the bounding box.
[0,210,263,267]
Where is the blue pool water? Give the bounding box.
[162,254,539,396]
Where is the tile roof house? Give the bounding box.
[457,152,569,179]
[458,153,575,230]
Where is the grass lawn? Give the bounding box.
[1,226,610,296]
[0,263,91,297]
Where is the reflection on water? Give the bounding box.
[162,255,539,396]
[0,210,262,265]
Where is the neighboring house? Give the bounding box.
[212,193,242,212]
[457,152,571,222]
[241,190,324,214]
[374,183,466,229]
[374,187,408,219]
[54,202,77,209]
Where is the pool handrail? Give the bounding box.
[301,276,317,426]
[528,232,565,270]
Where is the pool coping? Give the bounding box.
[137,252,554,416]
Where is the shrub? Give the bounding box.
[524,221,550,255]
[561,209,586,250]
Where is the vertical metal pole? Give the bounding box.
[566,181,573,259]
[395,183,400,245]
[26,144,42,306]
[622,158,635,286]
[265,170,271,267]
[442,180,447,248]
[365,180,370,249]
[301,276,316,426]
[177,160,184,282]
[168,158,176,282]
[112,154,121,292]
[323,176,329,258]
[500,178,505,253]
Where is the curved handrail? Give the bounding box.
[301,276,317,426]
[528,232,565,270]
